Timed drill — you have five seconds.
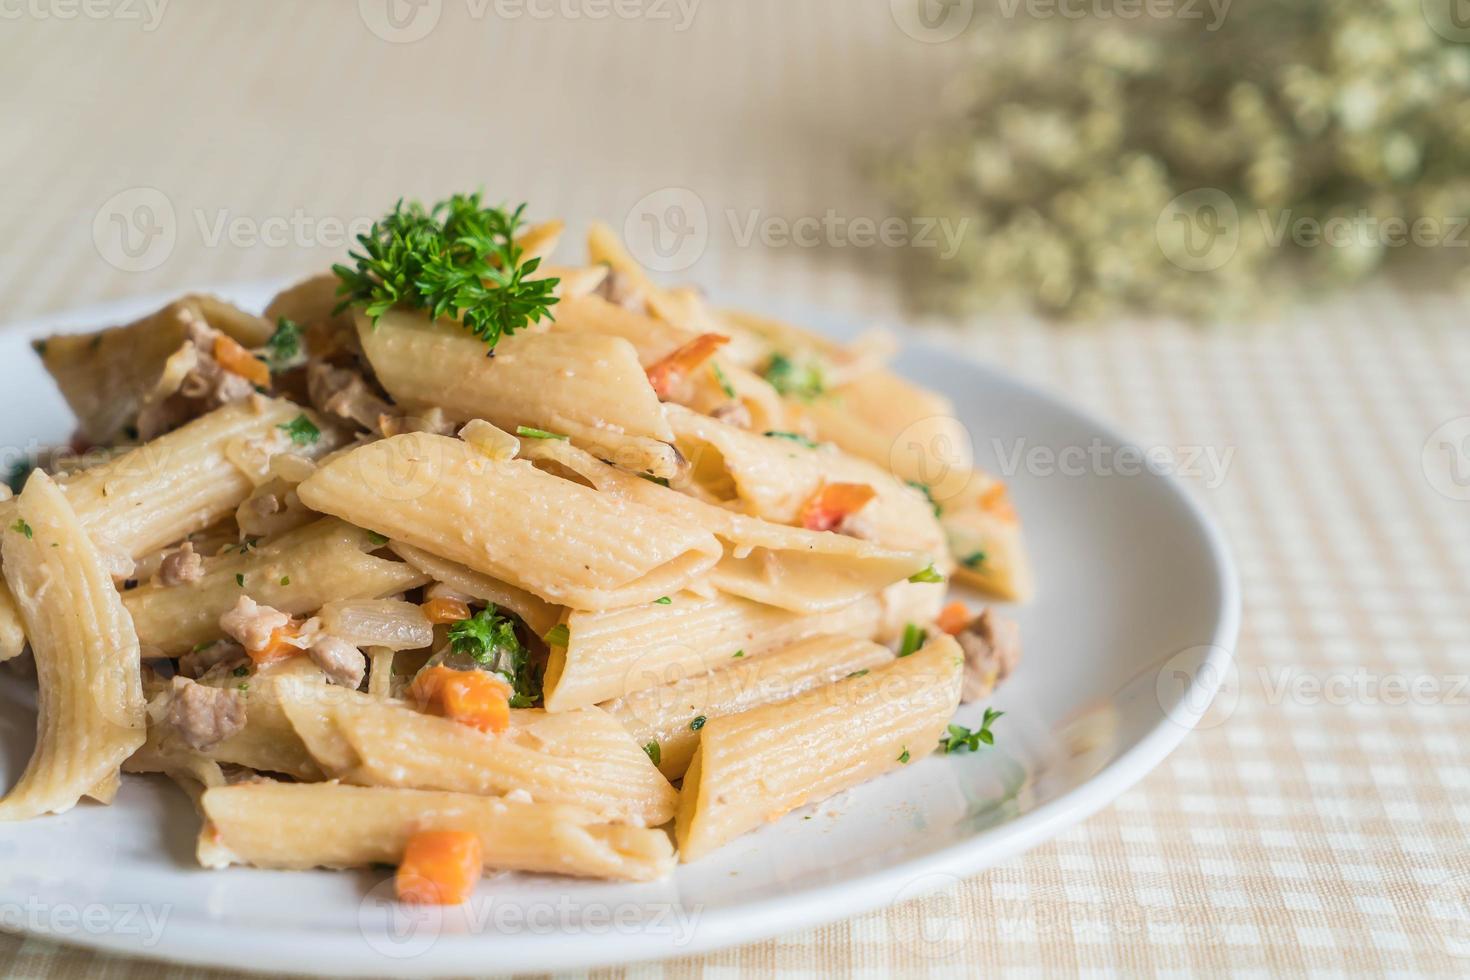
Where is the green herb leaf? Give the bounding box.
[262,317,304,369]
[939,707,1005,754]
[962,550,987,570]
[515,425,568,441]
[279,576,291,586]
[847,668,869,678]
[907,480,941,518]
[366,531,390,546]
[278,414,320,446]
[644,741,661,765]
[711,361,737,399]
[731,649,745,658]
[333,194,560,352]
[898,746,911,764]
[908,563,944,584]
[233,666,249,677]
[761,352,825,400]
[689,715,707,731]
[898,623,926,657]
[9,518,32,540]
[448,605,540,708]
[543,623,570,647]
[235,573,245,587]
[639,473,671,487]
[653,596,672,605]
[762,430,819,449]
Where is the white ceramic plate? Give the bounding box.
[0,284,1239,976]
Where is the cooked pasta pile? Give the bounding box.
[0,195,1030,902]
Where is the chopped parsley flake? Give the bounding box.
[711,361,737,399]
[732,650,745,658]
[448,605,540,707]
[639,473,671,487]
[543,623,570,647]
[908,563,944,584]
[689,715,707,731]
[279,576,291,586]
[847,668,869,678]
[515,425,568,441]
[939,708,1004,754]
[907,480,941,517]
[762,430,819,449]
[762,352,825,400]
[233,666,249,677]
[366,531,390,546]
[653,596,672,605]
[10,518,31,540]
[263,317,304,369]
[962,550,987,570]
[898,746,910,764]
[898,623,926,657]
[644,741,661,765]
[235,574,245,587]
[278,414,320,446]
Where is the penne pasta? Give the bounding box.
[604,634,894,778]
[545,589,883,712]
[276,679,677,826]
[387,541,562,637]
[0,583,24,662]
[0,471,146,818]
[675,634,964,861]
[197,781,674,881]
[519,437,932,612]
[356,309,684,479]
[297,433,722,611]
[124,518,429,656]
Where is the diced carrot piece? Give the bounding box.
[978,481,1017,523]
[247,624,302,665]
[936,600,970,636]
[422,597,471,625]
[800,482,877,532]
[396,830,483,906]
[646,333,729,399]
[212,334,271,388]
[410,665,511,734]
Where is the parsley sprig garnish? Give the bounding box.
[939,708,1004,754]
[278,415,320,446]
[10,518,32,540]
[333,193,560,352]
[262,317,304,370]
[762,352,825,400]
[447,605,541,707]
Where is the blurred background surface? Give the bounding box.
[3,2,1470,977]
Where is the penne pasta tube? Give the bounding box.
[0,471,146,819]
[0,397,327,561]
[124,518,429,656]
[604,634,895,779]
[355,309,684,479]
[519,438,931,612]
[277,680,677,826]
[197,781,675,881]
[387,541,561,637]
[34,295,274,445]
[297,433,722,611]
[675,634,963,861]
[545,590,883,712]
[942,478,1035,602]
[667,404,947,556]
[0,583,24,662]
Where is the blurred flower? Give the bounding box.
[884,1,1470,319]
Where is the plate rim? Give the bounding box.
[0,281,1242,976]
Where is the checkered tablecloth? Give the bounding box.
[3,2,1469,976]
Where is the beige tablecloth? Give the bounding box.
[2,2,1469,976]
